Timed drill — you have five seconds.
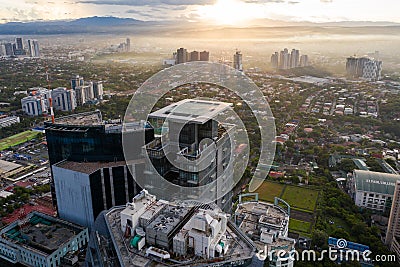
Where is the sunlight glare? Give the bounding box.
[198,0,263,26]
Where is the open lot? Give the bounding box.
[281,185,319,212]
[0,131,40,151]
[254,181,320,236]
[254,181,285,202]
[289,218,312,234]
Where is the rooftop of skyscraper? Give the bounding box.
[149,99,233,124]
[46,110,147,133]
[89,190,257,267]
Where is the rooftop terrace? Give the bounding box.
[149,99,233,124]
[2,212,85,256]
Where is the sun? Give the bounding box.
[197,0,262,26]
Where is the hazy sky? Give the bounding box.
[0,0,399,24]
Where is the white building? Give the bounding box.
[21,87,51,116]
[349,170,400,213]
[0,116,20,128]
[51,87,77,112]
[173,209,228,259]
[363,59,382,81]
[120,190,160,235]
[93,81,103,100]
[74,84,96,105]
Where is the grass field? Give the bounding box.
[281,186,319,212]
[254,181,285,202]
[0,131,40,151]
[289,218,311,233]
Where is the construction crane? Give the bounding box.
[45,64,55,124]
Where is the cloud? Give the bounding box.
[78,0,216,6]
[125,9,154,17]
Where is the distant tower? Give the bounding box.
[176,48,187,64]
[14,37,25,56]
[4,43,13,56]
[126,38,131,52]
[271,52,279,69]
[28,39,40,58]
[33,40,40,57]
[300,55,309,67]
[71,75,84,90]
[189,51,200,61]
[16,37,23,51]
[200,51,210,61]
[93,81,104,100]
[279,48,289,69]
[233,50,243,71]
[290,49,300,68]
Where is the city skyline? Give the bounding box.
[1,0,400,25]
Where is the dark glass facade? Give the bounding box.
[45,111,154,208]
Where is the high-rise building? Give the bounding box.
[70,75,84,90]
[28,39,40,57]
[386,180,400,262]
[21,96,47,116]
[270,52,279,69]
[0,44,5,56]
[51,87,77,112]
[200,50,210,61]
[52,160,143,228]
[145,99,234,212]
[93,81,104,100]
[15,37,23,50]
[126,37,131,52]
[346,56,382,81]
[299,54,309,67]
[4,43,13,56]
[44,110,154,226]
[233,50,243,71]
[273,48,308,70]
[362,59,382,80]
[279,48,289,69]
[290,49,300,68]
[176,48,187,64]
[190,50,200,61]
[74,84,94,105]
[13,37,25,56]
[73,85,86,106]
[21,87,51,116]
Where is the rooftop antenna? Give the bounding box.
[45,64,55,124]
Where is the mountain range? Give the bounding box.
[0,16,399,35]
